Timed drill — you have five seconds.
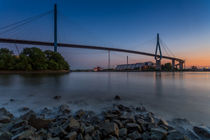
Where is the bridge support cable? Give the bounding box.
[54,4,58,52]
[0,10,53,36]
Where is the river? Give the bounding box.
[0,72,210,125]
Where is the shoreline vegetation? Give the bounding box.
[0,102,209,140]
[0,48,70,72]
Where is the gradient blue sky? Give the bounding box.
[0,0,210,69]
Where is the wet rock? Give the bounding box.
[128,131,142,139]
[92,130,101,140]
[114,119,124,128]
[65,131,77,140]
[114,95,121,100]
[12,129,36,140]
[116,104,131,112]
[69,117,80,130]
[150,127,167,140]
[0,131,12,140]
[119,128,127,137]
[77,133,84,140]
[51,126,67,137]
[85,125,95,134]
[18,107,29,112]
[125,123,142,133]
[0,108,13,123]
[21,110,52,129]
[59,104,70,114]
[48,137,60,140]
[53,96,61,100]
[167,130,190,140]
[105,135,118,140]
[193,126,210,138]
[76,109,86,118]
[136,106,146,112]
[84,134,92,140]
[142,132,150,140]
[100,122,119,137]
[10,99,15,102]
[158,118,168,126]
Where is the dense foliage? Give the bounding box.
[0,48,70,71]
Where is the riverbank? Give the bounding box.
[0,70,70,74]
[0,104,209,140]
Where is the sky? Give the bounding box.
[0,0,210,69]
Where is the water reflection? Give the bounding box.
[154,72,162,97]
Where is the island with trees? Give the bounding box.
[0,47,70,73]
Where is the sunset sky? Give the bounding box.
[0,0,210,69]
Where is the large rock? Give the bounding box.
[125,123,142,133]
[12,129,36,140]
[85,125,95,134]
[58,104,70,114]
[65,131,77,140]
[167,130,189,140]
[0,131,12,140]
[0,108,13,123]
[69,117,80,130]
[21,110,52,129]
[119,128,127,137]
[100,122,119,137]
[128,131,142,139]
[150,127,167,140]
[193,126,210,138]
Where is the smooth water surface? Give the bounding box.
[0,72,210,125]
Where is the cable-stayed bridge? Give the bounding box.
[0,4,184,70]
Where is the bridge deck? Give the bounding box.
[0,38,184,62]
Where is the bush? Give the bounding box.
[0,48,70,71]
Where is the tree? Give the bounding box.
[21,48,48,70]
[161,63,172,71]
[0,48,16,70]
[0,48,70,71]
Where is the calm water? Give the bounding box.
[0,72,210,125]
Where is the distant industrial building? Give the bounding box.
[115,61,155,71]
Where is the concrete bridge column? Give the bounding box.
[156,60,161,71]
[179,61,184,71]
[172,59,175,71]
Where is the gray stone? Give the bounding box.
[76,110,86,118]
[100,122,119,137]
[128,131,142,139]
[69,117,80,130]
[77,133,84,140]
[12,129,35,140]
[21,110,52,129]
[0,131,12,140]
[0,108,13,123]
[158,118,168,126]
[167,130,189,140]
[114,119,124,128]
[193,126,210,138]
[119,128,127,137]
[126,123,142,133]
[66,131,77,140]
[84,134,92,140]
[59,104,70,114]
[150,128,167,140]
[85,125,95,134]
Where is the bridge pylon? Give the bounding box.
[54,4,57,52]
[155,33,162,71]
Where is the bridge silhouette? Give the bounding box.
[0,4,184,70]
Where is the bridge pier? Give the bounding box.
[172,59,175,71]
[179,61,184,71]
[156,60,161,71]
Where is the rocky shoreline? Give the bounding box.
[0,104,209,140]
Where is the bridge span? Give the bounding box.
[0,38,184,70]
